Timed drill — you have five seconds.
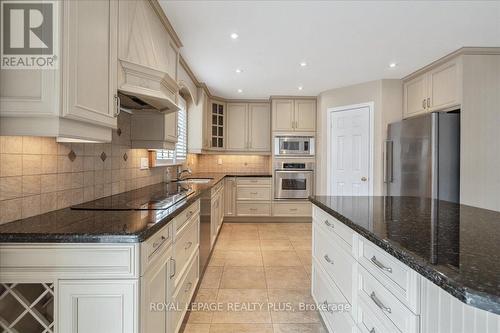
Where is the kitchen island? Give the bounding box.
[309,195,500,333]
[0,173,271,333]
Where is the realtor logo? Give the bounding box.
[1,1,58,69]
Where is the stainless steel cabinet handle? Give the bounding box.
[324,220,334,228]
[370,291,391,313]
[422,99,426,109]
[185,241,193,250]
[114,94,121,117]
[324,254,334,265]
[250,192,258,195]
[170,258,176,278]
[361,176,367,181]
[371,256,392,273]
[250,208,257,211]
[427,97,430,108]
[369,328,376,333]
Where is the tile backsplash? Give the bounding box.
[0,113,171,224]
[188,154,271,173]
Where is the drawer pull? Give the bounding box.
[169,258,176,278]
[324,220,334,228]
[369,329,375,333]
[152,235,167,250]
[185,241,193,250]
[323,254,334,265]
[250,192,258,195]
[370,292,391,314]
[250,180,258,183]
[250,208,258,211]
[371,256,392,273]
[186,210,194,218]
[289,208,298,211]
[184,282,193,293]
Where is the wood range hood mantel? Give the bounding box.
[119,59,180,113]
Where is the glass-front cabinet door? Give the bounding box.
[210,101,225,149]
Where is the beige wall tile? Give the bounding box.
[41,174,57,193]
[22,154,41,175]
[0,198,22,224]
[0,137,23,154]
[41,155,57,174]
[22,175,41,195]
[40,137,58,155]
[0,154,22,177]
[22,195,41,218]
[83,171,94,187]
[22,136,42,154]
[57,155,72,173]
[0,176,22,200]
[40,192,57,214]
[84,186,94,202]
[72,156,83,172]
[72,172,84,189]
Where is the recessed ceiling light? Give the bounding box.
[237,89,243,93]
[298,86,303,91]
[230,33,239,40]
[235,68,242,73]
[300,62,307,67]
[389,62,397,68]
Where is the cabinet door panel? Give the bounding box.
[249,103,271,151]
[226,103,248,150]
[224,178,236,216]
[164,111,178,143]
[294,100,316,131]
[58,280,138,333]
[141,257,169,333]
[429,59,461,111]
[63,0,117,128]
[403,74,427,118]
[272,99,294,131]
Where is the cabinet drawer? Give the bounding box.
[357,296,400,333]
[174,200,200,237]
[357,266,419,333]
[312,264,357,333]
[173,216,199,287]
[236,177,271,186]
[236,187,271,200]
[313,226,356,304]
[313,207,357,257]
[211,180,224,197]
[272,201,311,216]
[236,202,271,216]
[358,237,420,312]
[141,223,172,275]
[171,251,199,333]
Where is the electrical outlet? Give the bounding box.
[217,158,223,165]
[140,157,149,170]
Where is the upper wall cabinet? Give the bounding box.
[0,0,118,142]
[226,103,271,152]
[208,100,226,150]
[272,98,316,133]
[403,57,462,118]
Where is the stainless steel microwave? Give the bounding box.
[274,136,315,156]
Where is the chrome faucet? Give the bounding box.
[177,167,192,180]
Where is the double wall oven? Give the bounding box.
[274,160,314,199]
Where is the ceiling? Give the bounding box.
[160,1,500,99]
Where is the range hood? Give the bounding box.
[118,59,180,113]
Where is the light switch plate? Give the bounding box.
[140,157,149,170]
[217,158,223,165]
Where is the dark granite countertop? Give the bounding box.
[309,195,500,314]
[0,172,271,244]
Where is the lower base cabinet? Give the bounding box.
[58,280,139,333]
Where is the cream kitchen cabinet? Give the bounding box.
[0,0,118,142]
[58,280,138,333]
[226,102,271,152]
[208,100,226,150]
[272,98,316,132]
[130,111,178,149]
[224,177,237,217]
[210,181,225,245]
[403,57,462,118]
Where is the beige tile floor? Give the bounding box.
[180,223,327,333]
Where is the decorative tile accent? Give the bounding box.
[123,153,128,161]
[100,152,107,162]
[68,150,76,162]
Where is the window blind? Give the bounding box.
[156,96,187,165]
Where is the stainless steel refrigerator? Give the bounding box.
[385,112,460,203]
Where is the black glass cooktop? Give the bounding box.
[71,182,195,211]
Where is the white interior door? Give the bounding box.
[330,106,371,196]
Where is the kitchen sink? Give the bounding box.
[175,178,213,184]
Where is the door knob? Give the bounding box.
[361,177,367,182]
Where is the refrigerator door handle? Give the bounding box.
[384,140,393,183]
